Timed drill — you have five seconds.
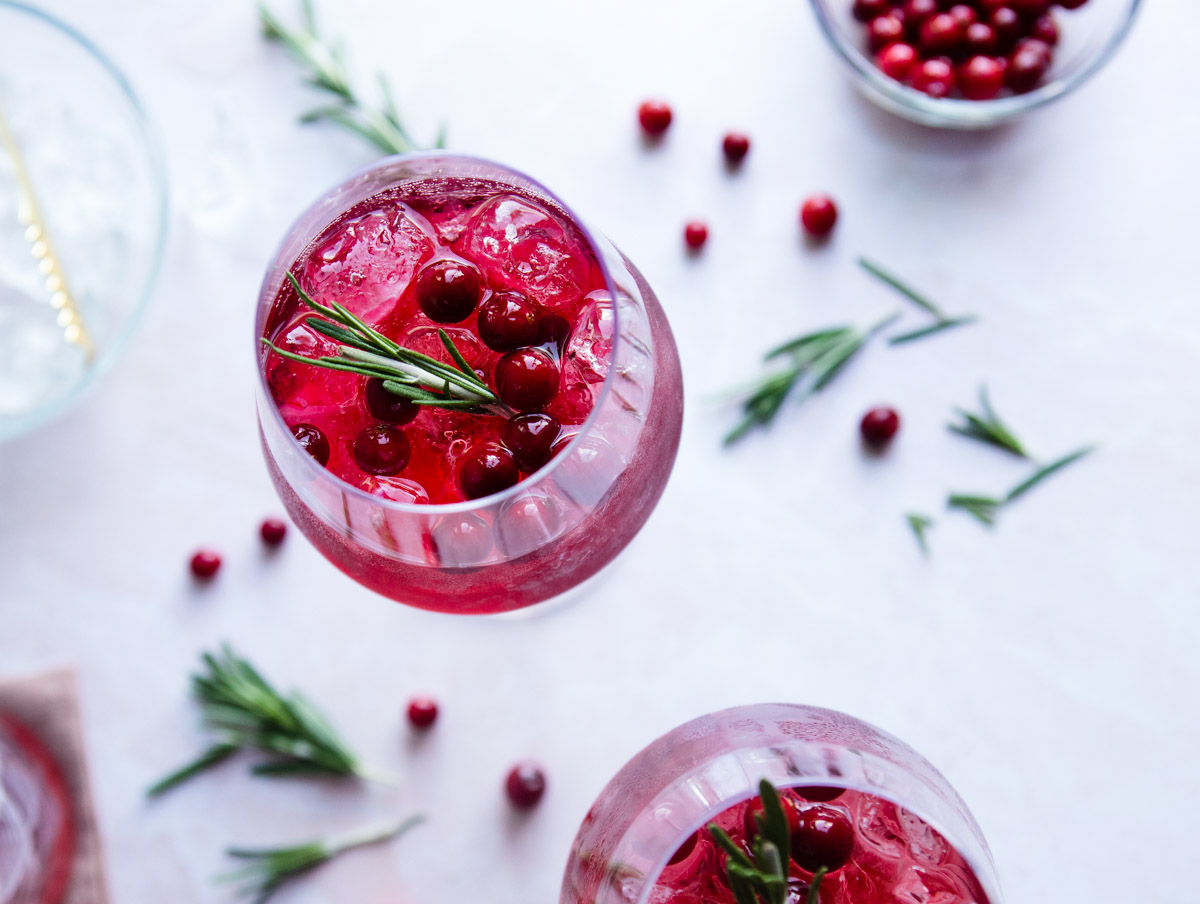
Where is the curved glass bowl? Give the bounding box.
[0,1,168,441]
[807,0,1141,129]
[255,153,684,615]
[561,703,1002,904]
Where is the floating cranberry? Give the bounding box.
[962,21,998,54]
[791,805,855,873]
[852,0,890,22]
[743,792,801,841]
[1031,12,1059,45]
[638,100,673,135]
[868,13,905,51]
[989,7,1022,46]
[496,347,560,411]
[684,221,709,250]
[352,425,411,475]
[414,258,484,324]
[910,57,957,98]
[722,131,751,165]
[260,518,288,546]
[794,786,845,803]
[919,13,962,54]
[503,413,563,472]
[406,697,438,729]
[667,831,700,865]
[877,42,918,81]
[960,55,1007,99]
[291,423,330,466]
[1007,38,1052,92]
[947,4,977,28]
[458,442,520,500]
[477,291,538,353]
[190,549,221,579]
[535,313,572,356]
[860,406,901,448]
[800,194,838,239]
[365,378,419,425]
[505,762,547,809]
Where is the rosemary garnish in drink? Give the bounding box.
[858,257,977,345]
[260,0,444,155]
[221,815,424,904]
[261,273,510,417]
[948,446,1094,527]
[723,313,899,445]
[148,645,387,796]
[948,386,1031,457]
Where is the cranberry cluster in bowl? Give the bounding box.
[808,0,1140,128]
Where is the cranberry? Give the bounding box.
[867,14,905,51]
[960,55,1007,99]
[794,786,845,803]
[414,258,483,324]
[947,4,977,28]
[684,221,709,250]
[477,291,538,352]
[406,697,438,729]
[722,131,751,165]
[800,194,838,238]
[503,413,562,472]
[1057,0,1088,8]
[877,42,918,81]
[667,831,700,865]
[791,805,855,873]
[1006,0,1049,15]
[505,762,547,809]
[852,0,890,22]
[919,13,962,54]
[743,792,801,841]
[1031,12,1059,45]
[190,549,221,579]
[1007,39,1052,92]
[259,518,287,546]
[458,442,520,500]
[638,100,673,135]
[535,313,572,357]
[291,423,330,466]
[962,22,998,54]
[495,347,559,411]
[352,425,411,475]
[902,0,939,33]
[989,7,1022,46]
[365,378,419,425]
[910,57,957,98]
[860,406,901,448]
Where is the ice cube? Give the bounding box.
[431,512,494,567]
[402,325,486,368]
[856,794,907,859]
[565,290,614,384]
[900,807,949,865]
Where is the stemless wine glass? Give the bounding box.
[0,714,73,904]
[256,154,684,615]
[562,703,1002,904]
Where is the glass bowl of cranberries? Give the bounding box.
[809,0,1140,128]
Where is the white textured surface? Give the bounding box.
[1,1,1198,903]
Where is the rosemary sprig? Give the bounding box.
[858,258,977,345]
[906,513,934,555]
[948,387,1030,457]
[948,446,1094,528]
[262,273,510,417]
[723,313,899,445]
[710,780,793,904]
[148,645,387,796]
[222,815,424,904]
[260,0,443,155]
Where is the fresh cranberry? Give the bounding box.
[743,792,801,841]
[902,0,939,34]
[477,291,538,352]
[352,425,411,475]
[989,7,1022,46]
[877,42,919,81]
[505,762,547,809]
[962,21,998,54]
[503,413,562,472]
[919,13,962,54]
[959,55,1007,99]
[406,697,438,729]
[190,549,221,579]
[495,347,559,411]
[291,423,330,466]
[910,57,957,98]
[946,4,977,28]
[414,258,483,324]
[1057,0,1088,8]
[458,442,520,500]
[535,313,572,357]
[259,518,287,546]
[1007,38,1052,92]
[791,805,855,873]
[800,194,838,238]
[794,786,845,803]
[722,131,751,165]
[684,221,709,250]
[852,0,891,22]
[667,831,700,865]
[638,100,673,135]
[365,378,419,425]
[867,14,905,50]
[1031,12,1059,45]
[1006,0,1049,15]
[860,406,901,448]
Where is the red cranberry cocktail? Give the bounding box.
[562,704,1001,904]
[256,155,683,614]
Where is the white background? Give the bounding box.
[2,0,1198,902]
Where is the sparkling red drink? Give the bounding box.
[256,155,684,614]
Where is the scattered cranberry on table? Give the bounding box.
[860,406,901,449]
[684,221,709,250]
[259,518,288,546]
[721,131,751,165]
[406,697,439,729]
[800,194,839,239]
[505,761,547,809]
[637,99,673,136]
[190,549,222,579]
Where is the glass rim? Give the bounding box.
[254,150,628,516]
[0,0,170,442]
[807,0,1142,126]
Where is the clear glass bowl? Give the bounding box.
[807,0,1141,128]
[255,153,684,615]
[0,1,168,441]
[561,703,1002,904]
